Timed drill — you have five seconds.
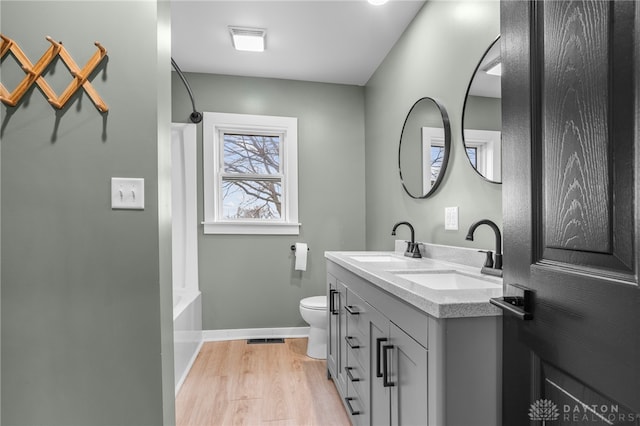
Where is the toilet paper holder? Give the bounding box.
[290,244,310,251]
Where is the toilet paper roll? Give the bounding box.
[294,242,308,271]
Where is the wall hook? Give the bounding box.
[0,34,108,113]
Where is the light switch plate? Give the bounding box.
[111,178,144,210]
[445,207,458,230]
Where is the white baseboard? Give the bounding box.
[203,326,310,342]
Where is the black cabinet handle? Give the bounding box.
[345,366,360,382]
[376,337,388,378]
[329,289,338,315]
[329,289,335,313]
[382,344,395,387]
[345,336,360,349]
[345,305,359,315]
[345,397,361,416]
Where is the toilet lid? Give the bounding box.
[300,296,327,310]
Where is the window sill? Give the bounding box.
[202,221,301,235]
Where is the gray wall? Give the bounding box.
[365,0,502,251]
[1,2,174,425]
[465,95,501,131]
[172,73,366,330]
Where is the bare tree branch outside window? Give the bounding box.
[430,146,445,183]
[222,134,283,219]
[466,147,478,168]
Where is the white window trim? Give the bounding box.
[421,127,446,195]
[202,112,299,235]
[463,129,502,181]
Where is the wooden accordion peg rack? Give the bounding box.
[0,34,108,113]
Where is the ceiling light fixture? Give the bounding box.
[368,0,389,5]
[482,58,502,77]
[229,26,266,52]
[484,62,502,76]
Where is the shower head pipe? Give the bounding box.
[171,57,202,123]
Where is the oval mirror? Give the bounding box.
[462,36,502,183]
[399,97,451,198]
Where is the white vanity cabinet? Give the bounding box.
[327,258,501,426]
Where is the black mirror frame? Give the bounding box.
[461,35,502,185]
[398,96,452,199]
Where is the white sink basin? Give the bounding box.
[394,271,502,290]
[350,255,407,263]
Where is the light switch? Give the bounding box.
[111,178,144,210]
[445,207,458,230]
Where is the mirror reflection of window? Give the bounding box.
[466,147,478,168]
[431,146,445,182]
[399,97,451,198]
[421,127,445,194]
[463,129,501,181]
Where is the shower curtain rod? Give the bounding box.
[171,57,202,123]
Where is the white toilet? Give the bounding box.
[299,296,328,359]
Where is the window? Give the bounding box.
[430,145,446,183]
[465,147,478,168]
[203,112,299,234]
[463,129,502,181]
[421,127,446,194]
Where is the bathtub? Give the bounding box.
[173,288,202,394]
[171,123,203,395]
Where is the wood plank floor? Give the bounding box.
[176,338,350,426]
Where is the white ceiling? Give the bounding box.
[468,37,501,98]
[171,0,426,86]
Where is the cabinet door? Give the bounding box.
[327,274,339,381]
[337,281,348,392]
[389,322,428,426]
[327,278,348,393]
[327,274,340,377]
[367,306,391,426]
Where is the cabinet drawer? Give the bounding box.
[344,393,365,426]
[345,363,367,403]
[345,334,366,369]
[346,314,366,344]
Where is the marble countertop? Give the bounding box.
[325,251,503,319]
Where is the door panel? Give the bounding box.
[368,307,390,426]
[502,0,640,424]
[536,0,636,274]
[541,1,612,255]
[390,323,428,426]
[541,361,640,426]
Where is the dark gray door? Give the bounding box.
[501,0,640,424]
